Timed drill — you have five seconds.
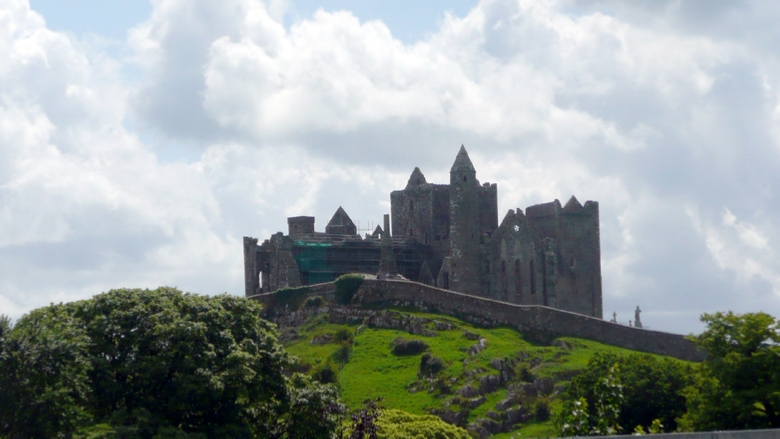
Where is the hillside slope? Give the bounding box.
[280,307,690,438]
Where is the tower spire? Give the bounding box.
[451,145,475,172]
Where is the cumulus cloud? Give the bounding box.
[2,0,780,333]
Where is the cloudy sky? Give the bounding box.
[2,0,780,334]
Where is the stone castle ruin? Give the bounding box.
[244,146,603,319]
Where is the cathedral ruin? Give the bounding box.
[244,146,603,318]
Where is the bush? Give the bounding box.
[333,341,352,365]
[515,362,535,382]
[391,337,429,356]
[302,295,324,308]
[376,409,471,439]
[270,286,311,311]
[334,328,353,343]
[536,399,550,421]
[419,352,446,376]
[311,361,339,385]
[334,274,364,304]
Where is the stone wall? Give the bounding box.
[598,429,780,439]
[356,279,703,361]
[250,278,705,362]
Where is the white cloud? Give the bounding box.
[3,0,780,334]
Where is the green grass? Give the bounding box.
[283,308,689,437]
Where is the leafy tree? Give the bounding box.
[678,312,780,431]
[0,288,341,438]
[557,353,690,435]
[375,409,470,439]
[0,306,92,438]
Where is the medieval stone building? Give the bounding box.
[244,146,603,318]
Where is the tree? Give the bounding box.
[678,312,780,431]
[557,353,691,435]
[0,288,341,438]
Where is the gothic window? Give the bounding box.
[443,273,449,290]
[513,224,520,232]
[501,260,507,294]
[515,259,522,296]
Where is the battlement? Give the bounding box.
[245,145,603,319]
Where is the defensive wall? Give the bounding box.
[249,278,705,362]
[593,429,780,439]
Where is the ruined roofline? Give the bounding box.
[524,197,598,218]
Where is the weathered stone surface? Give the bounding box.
[463,331,481,340]
[464,396,486,409]
[309,334,332,345]
[457,385,480,398]
[246,147,603,319]
[479,374,503,394]
[253,279,706,362]
[468,338,488,357]
[431,408,469,426]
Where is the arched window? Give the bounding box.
[501,260,507,294]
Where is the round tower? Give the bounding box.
[449,145,481,294]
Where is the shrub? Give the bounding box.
[334,274,364,305]
[391,337,429,356]
[536,399,550,421]
[376,409,471,439]
[270,286,310,311]
[333,328,353,343]
[311,361,339,385]
[333,341,352,365]
[419,352,446,376]
[515,362,535,382]
[302,295,324,308]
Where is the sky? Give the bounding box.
[2,0,780,334]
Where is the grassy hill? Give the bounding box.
[280,307,689,438]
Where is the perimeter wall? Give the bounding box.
[250,278,705,362]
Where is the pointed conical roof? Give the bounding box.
[405,167,427,189]
[450,145,475,173]
[564,195,583,210]
[327,206,355,227]
[325,206,357,235]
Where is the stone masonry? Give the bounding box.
[244,145,603,319]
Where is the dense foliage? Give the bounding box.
[0,288,340,438]
[558,353,691,435]
[376,410,471,439]
[334,274,364,305]
[678,312,780,431]
[557,311,780,436]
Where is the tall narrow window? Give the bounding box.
[530,260,536,295]
[443,273,450,290]
[515,259,522,296]
[501,260,507,294]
